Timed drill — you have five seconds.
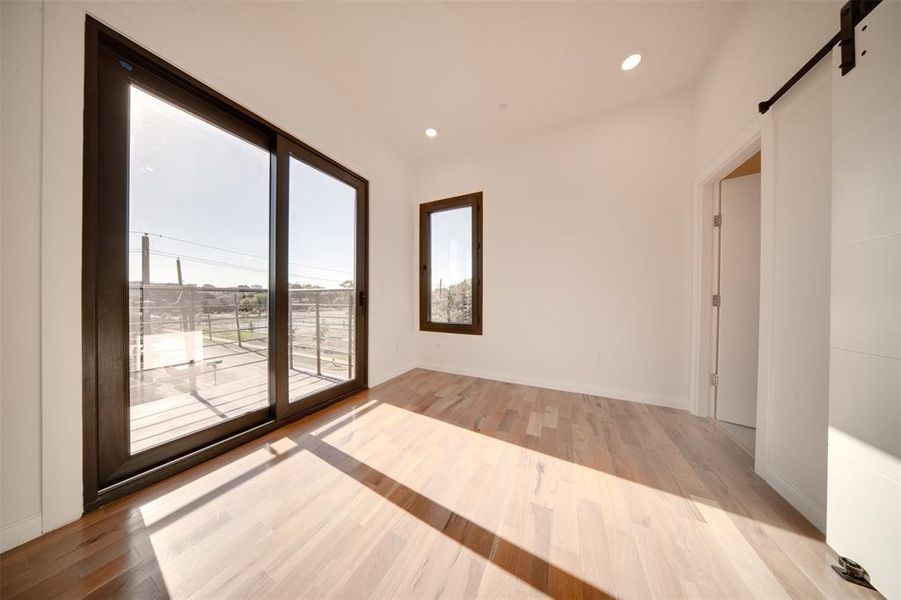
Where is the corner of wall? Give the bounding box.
[758,464,827,532]
[0,513,43,554]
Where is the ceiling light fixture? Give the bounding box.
[621,52,643,71]
[425,128,438,138]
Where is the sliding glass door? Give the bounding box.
[84,19,367,508]
[127,84,272,455]
[280,141,367,417]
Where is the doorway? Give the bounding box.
[713,152,761,455]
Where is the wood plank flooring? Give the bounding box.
[0,369,881,599]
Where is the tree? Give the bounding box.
[239,292,267,315]
[430,278,472,324]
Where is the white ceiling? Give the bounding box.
[261,2,742,166]
[128,2,742,166]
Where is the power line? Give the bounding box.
[130,231,352,275]
[130,249,349,285]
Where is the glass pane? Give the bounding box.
[429,207,473,324]
[288,157,357,402]
[128,85,270,454]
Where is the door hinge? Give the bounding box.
[710,373,719,386]
[713,214,722,227]
[358,290,366,308]
[712,294,721,307]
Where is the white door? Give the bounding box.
[716,173,761,427]
[827,2,900,597]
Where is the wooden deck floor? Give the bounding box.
[1,369,881,599]
[130,369,335,453]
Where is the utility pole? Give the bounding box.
[141,234,150,285]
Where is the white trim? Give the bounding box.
[688,118,827,534]
[0,513,43,553]
[755,117,776,476]
[417,362,691,411]
[759,464,827,532]
[689,117,774,477]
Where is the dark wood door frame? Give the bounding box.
[277,137,369,419]
[82,16,369,511]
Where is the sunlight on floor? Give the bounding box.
[133,395,836,598]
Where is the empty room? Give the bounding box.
[1,1,898,598]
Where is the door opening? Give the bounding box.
[713,152,761,455]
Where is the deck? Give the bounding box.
[129,340,336,454]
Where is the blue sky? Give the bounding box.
[128,85,355,289]
[430,206,472,289]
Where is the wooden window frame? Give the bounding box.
[82,16,368,511]
[419,192,483,335]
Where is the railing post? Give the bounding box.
[188,287,197,395]
[188,287,196,332]
[139,285,145,373]
[315,290,321,376]
[347,289,353,379]
[288,290,294,370]
[234,291,243,348]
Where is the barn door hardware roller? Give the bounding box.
[758,0,882,114]
[832,556,876,589]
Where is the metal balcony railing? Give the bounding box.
[128,283,355,383]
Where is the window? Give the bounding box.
[419,193,482,334]
[83,17,367,510]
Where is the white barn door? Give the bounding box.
[827,2,900,597]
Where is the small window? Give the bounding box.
[419,192,482,334]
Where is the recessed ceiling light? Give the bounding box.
[621,52,642,71]
[425,128,438,138]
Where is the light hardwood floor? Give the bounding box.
[0,369,881,599]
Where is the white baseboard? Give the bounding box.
[0,513,42,553]
[758,464,827,533]
[415,362,691,411]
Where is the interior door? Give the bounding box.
[716,173,761,427]
[279,139,368,417]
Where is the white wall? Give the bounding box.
[415,1,842,532]
[1,1,45,552]
[692,1,839,173]
[417,90,694,409]
[691,1,839,531]
[827,3,900,597]
[1,0,419,548]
